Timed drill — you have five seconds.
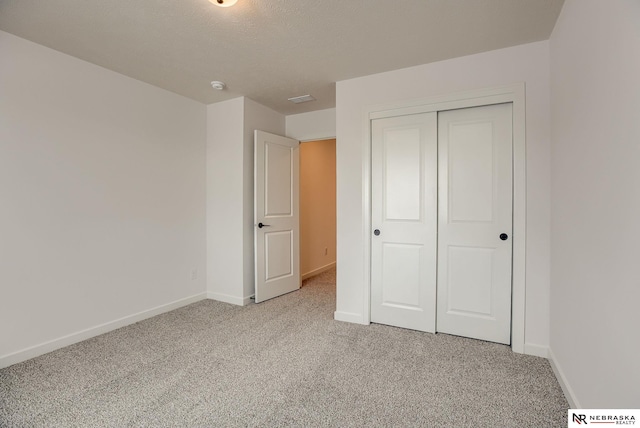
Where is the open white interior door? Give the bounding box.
[254,130,300,303]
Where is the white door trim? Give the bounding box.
[362,83,527,354]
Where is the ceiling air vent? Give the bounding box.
[287,94,316,104]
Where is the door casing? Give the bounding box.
[362,83,526,353]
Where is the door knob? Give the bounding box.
[258,222,271,228]
[374,229,381,236]
[499,233,508,241]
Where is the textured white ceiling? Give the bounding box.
[0,0,564,114]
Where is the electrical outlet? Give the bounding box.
[191,269,198,280]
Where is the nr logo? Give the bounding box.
[573,413,588,424]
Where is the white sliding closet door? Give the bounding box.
[436,103,513,344]
[370,113,438,332]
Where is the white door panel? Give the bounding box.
[265,143,293,216]
[437,103,513,344]
[371,113,437,333]
[448,121,495,223]
[265,230,293,280]
[446,245,495,317]
[255,131,300,303]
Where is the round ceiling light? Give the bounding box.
[210,0,238,7]
[211,81,226,90]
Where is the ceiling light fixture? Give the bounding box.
[211,81,226,90]
[210,0,238,7]
[288,95,316,104]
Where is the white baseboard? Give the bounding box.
[243,294,255,306]
[302,262,336,281]
[548,348,581,408]
[524,343,549,358]
[334,310,366,325]
[207,291,249,306]
[0,292,207,370]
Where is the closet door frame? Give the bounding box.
[362,83,526,354]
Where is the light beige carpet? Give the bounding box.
[0,268,568,427]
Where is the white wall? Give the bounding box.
[206,97,284,304]
[206,98,245,304]
[286,108,336,141]
[549,0,640,408]
[335,41,552,353]
[0,31,207,367]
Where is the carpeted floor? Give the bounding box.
[0,268,568,427]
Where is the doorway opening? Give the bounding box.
[299,139,336,284]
